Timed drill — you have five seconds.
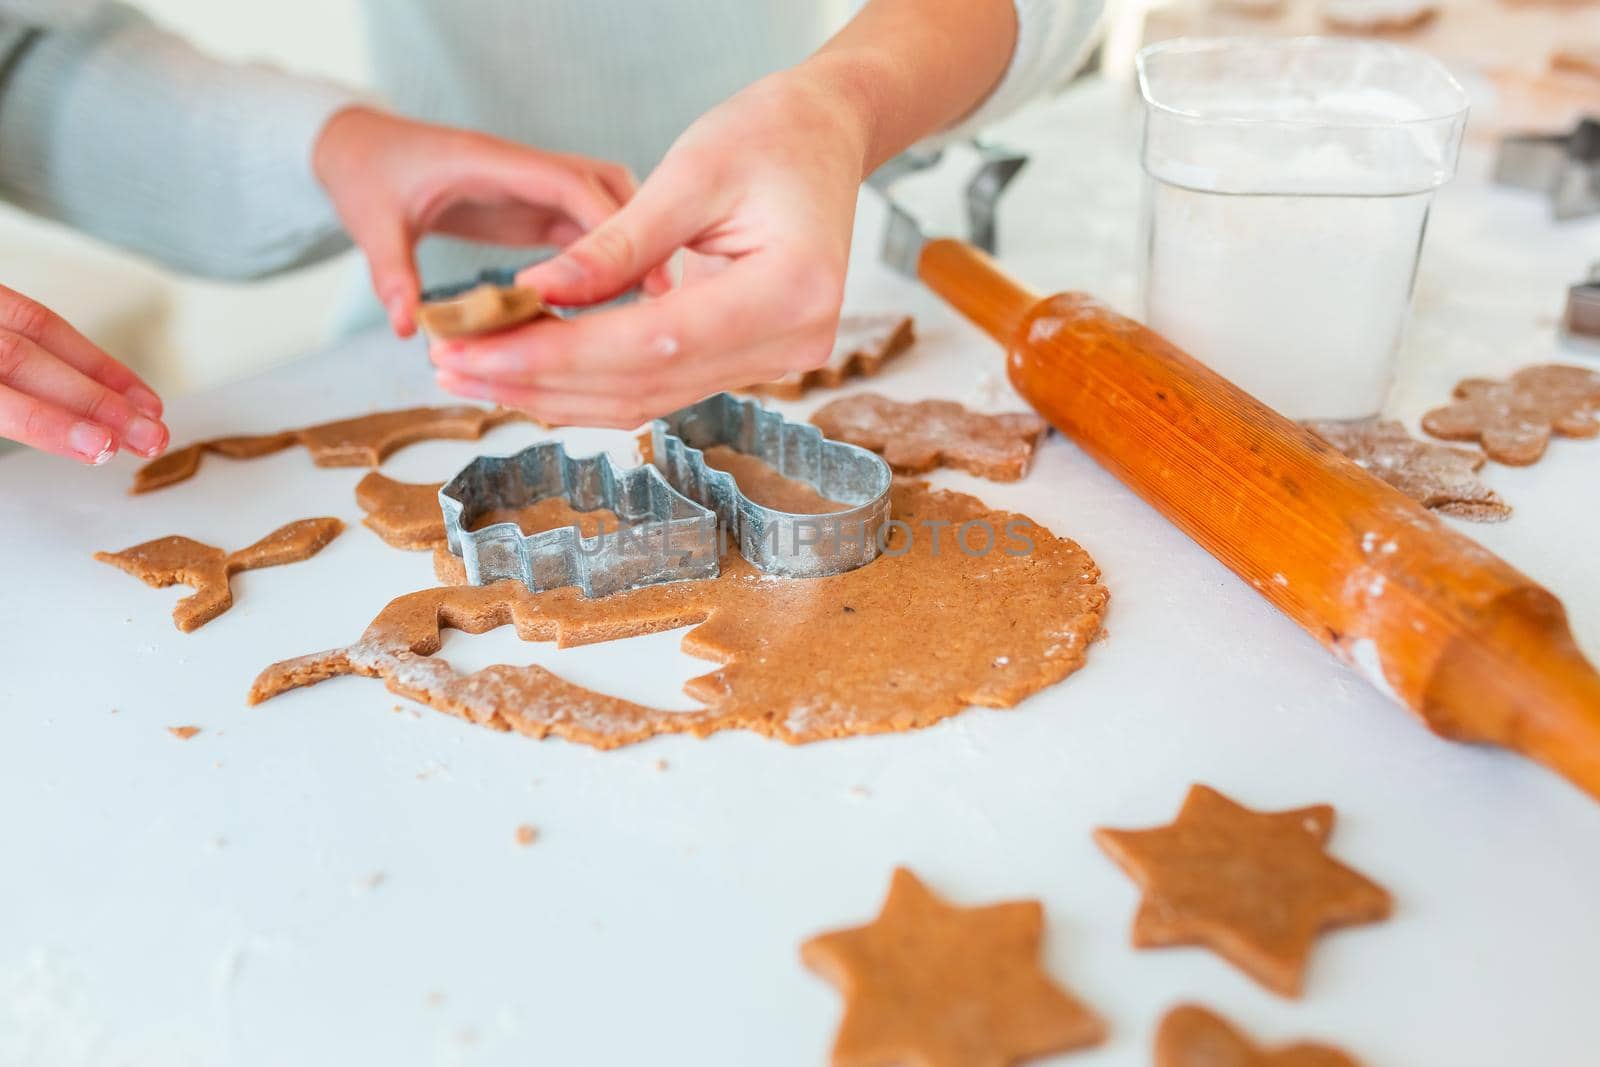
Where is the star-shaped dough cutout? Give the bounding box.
[1094,785,1392,997]
[802,868,1106,1067]
[1156,1004,1361,1067]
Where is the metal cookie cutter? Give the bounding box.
[867,139,1029,274]
[650,393,893,580]
[1565,262,1600,351]
[439,442,718,597]
[1493,118,1600,220]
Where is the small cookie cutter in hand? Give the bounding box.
[439,443,719,597]
[649,392,893,580]
[418,264,644,338]
[418,267,554,339]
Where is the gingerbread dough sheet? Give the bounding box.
[134,405,525,493]
[253,481,1108,749]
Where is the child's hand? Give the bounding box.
[425,66,868,428]
[0,284,167,464]
[312,107,647,337]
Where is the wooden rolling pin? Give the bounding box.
[916,237,1600,800]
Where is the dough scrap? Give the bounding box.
[133,406,526,493]
[1156,1004,1360,1067]
[417,283,551,339]
[96,517,344,632]
[1302,418,1510,522]
[252,481,1108,749]
[1094,785,1392,998]
[801,867,1106,1067]
[746,314,915,400]
[812,394,1049,481]
[1421,364,1600,465]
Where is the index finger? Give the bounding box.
[0,285,162,417]
[437,252,832,387]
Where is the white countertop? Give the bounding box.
[3,79,1599,1067]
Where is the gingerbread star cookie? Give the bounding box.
[1155,1005,1361,1067]
[811,395,1049,481]
[133,405,526,493]
[96,517,343,632]
[1421,364,1600,466]
[747,314,915,400]
[802,868,1106,1067]
[1094,785,1392,997]
[1302,418,1510,522]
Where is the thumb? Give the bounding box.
[518,181,698,307]
[349,211,421,337]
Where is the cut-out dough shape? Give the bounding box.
[252,482,1108,749]
[96,517,344,632]
[812,394,1049,481]
[1156,1004,1361,1067]
[1421,364,1600,466]
[133,405,527,493]
[1302,418,1510,522]
[356,472,450,549]
[802,867,1107,1067]
[746,314,915,400]
[1094,785,1392,998]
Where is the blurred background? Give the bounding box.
[0,0,371,395]
[1,0,1594,397]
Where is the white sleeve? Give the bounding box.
[0,3,364,280]
[932,0,1106,143]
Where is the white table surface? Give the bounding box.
[3,79,1599,1067]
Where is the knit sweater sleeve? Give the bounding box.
[0,1,362,280]
[932,0,1105,143]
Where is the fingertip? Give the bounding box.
[386,295,417,338]
[68,421,115,465]
[125,384,163,419]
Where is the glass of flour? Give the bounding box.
[1136,37,1468,419]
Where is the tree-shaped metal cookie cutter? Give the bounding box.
[439,443,719,597]
[649,392,893,579]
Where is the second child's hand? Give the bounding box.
[312,106,666,339]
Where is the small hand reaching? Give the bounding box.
[0,283,167,464]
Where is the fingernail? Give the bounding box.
[387,296,414,336]
[125,415,168,457]
[69,421,115,465]
[126,385,162,418]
